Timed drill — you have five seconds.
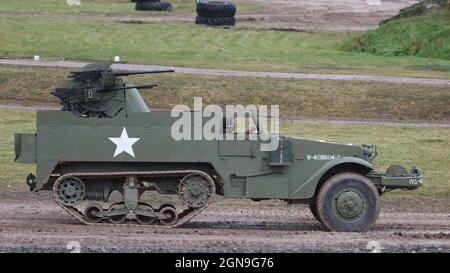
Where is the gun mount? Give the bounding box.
[52,62,174,118]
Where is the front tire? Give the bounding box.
[316,173,380,232]
[308,203,322,223]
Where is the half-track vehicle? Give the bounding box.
[15,62,423,231]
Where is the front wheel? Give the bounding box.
[308,203,322,223]
[316,173,380,232]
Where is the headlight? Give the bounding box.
[362,144,377,161]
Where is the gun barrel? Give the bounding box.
[109,84,158,92]
[52,87,73,98]
[52,84,158,98]
[113,69,175,77]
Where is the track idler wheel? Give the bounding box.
[83,203,104,223]
[54,176,86,206]
[107,203,127,224]
[159,205,178,226]
[179,174,215,208]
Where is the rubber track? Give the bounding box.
[52,170,215,227]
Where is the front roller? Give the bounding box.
[316,173,381,232]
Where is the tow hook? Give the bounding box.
[26,173,37,191]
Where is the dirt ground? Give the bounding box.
[0,188,448,253]
[115,0,420,31]
[239,0,419,31]
[115,0,421,32]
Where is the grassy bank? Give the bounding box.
[1,65,449,122]
[0,0,263,16]
[346,7,450,60]
[2,108,448,199]
[2,17,450,78]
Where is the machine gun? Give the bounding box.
[53,83,158,102]
[52,62,174,118]
[68,69,174,89]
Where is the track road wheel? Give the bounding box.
[135,204,156,225]
[158,203,176,212]
[316,173,380,232]
[159,206,178,226]
[108,203,127,224]
[84,203,104,223]
[309,203,322,223]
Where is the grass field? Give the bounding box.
[1,108,448,199]
[1,65,449,122]
[2,17,450,78]
[0,0,263,16]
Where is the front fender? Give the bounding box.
[288,157,374,200]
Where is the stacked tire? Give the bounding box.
[135,0,172,12]
[196,1,236,26]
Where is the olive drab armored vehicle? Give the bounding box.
[15,62,423,232]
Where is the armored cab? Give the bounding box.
[15,62,423,231]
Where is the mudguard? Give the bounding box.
[289,157,374,200]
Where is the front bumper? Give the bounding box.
[368,166,423,191]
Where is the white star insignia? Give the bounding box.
[108,127,140,158]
